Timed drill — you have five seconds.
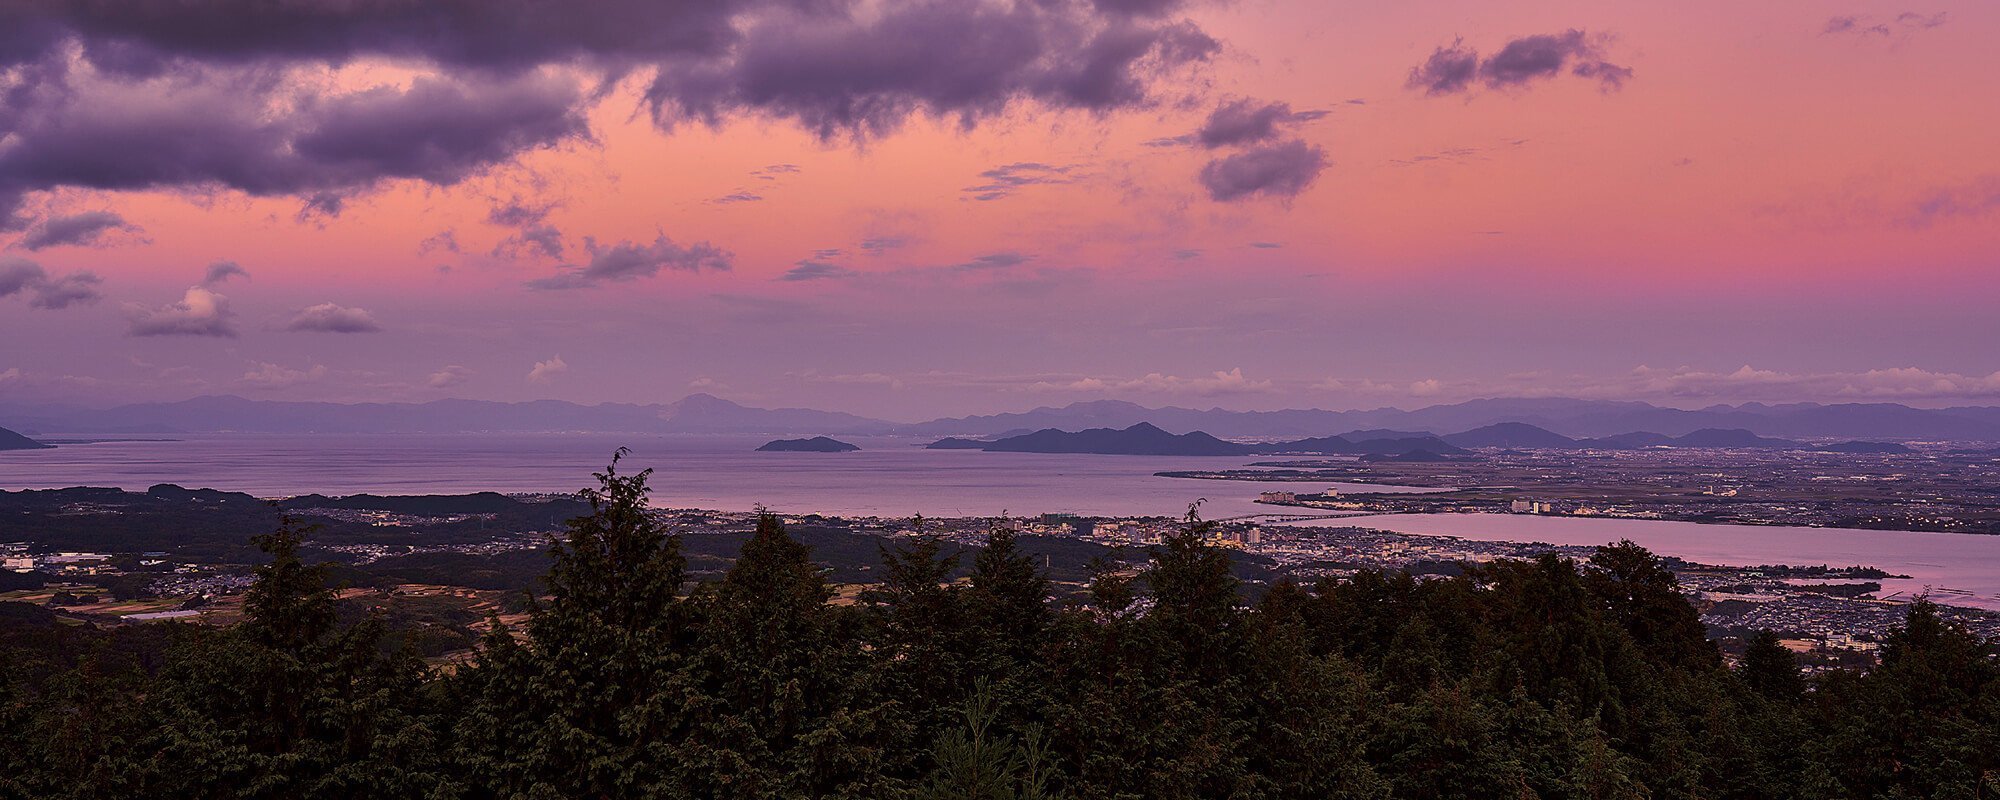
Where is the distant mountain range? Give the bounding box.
[1438,423,1911,453]
[904,397,2000,441]
[931,423,1471,457]
[925,421,1919,457]
[3,394,1999,442]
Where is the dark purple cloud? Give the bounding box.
[963,163,1074,201]
[1897,12,1949,29]
[26,271,103,309]
[418,230,461,255]
[485,198,564,258]
[859,237,906,254]
[0,0,749,74]
[1088,0,1195,20]
[0,259,40,297]
[493,224,566,259]
[0,70,587,228]
[778,260,853,281]
[291,75,590,187]
[1481,30,1629,90]
[1408,30,1631,96]
[486,198,554,228]
[527,233,732,289]
[1825,12,1946,37]
[951,252,1035,270]
[1823,16,1889,36]
[1195,98,1325,148]
[202,260,250,286]
[283,302,382,333]
[17,210,135,250]
[644,6,1216,139]
[0,0,1219,226]
[1902,175,2000,229]
[1198,140,1327,202]
[1407,40,1480,96]
[0,257,103,309]
[511,225,566,258]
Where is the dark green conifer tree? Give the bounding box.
[671,512,905,798]
[1586,540,1719,671]
[961,520,1059,745]
[864,517,977,779]
[125,514,456,799]
[455,449,693,797]
[1739,629,1806,704]
[1811,597,2000,797]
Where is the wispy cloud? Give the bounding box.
[528,233,731,289]
[283,303,382,333]
[202,260,250,286]
[0,257,104,309]
[16,210,141,250]
[1409,30,1631,96]
[962,163,1075,201]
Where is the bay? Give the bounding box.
[8,432,1992,610]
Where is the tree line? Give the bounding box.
[4,453,1998,798]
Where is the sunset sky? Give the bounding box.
[2,0,1996,419]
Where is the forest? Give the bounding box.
[3,454,1997,799]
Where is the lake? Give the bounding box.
[1275,512,2000,611]
[6,432,1993,609]
[0,433,1424,520]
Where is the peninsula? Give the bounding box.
[0,426,52,451]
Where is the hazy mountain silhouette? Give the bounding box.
[1671,428,1796,448]
[932,425,1468,457]
[980,423,1249,455]
[1441,422,1577,449]
[6,395,1999,441]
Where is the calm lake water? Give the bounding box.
[1276,513,2000,611]
[5,433,1994,609]
[0,433,1420,520]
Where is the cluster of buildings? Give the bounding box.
[288,507,500,528]
[316,533,544,565]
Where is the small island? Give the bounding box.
[756,436,861,452]
[0,425,54,451]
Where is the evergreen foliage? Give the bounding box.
[5,455,2000,797]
